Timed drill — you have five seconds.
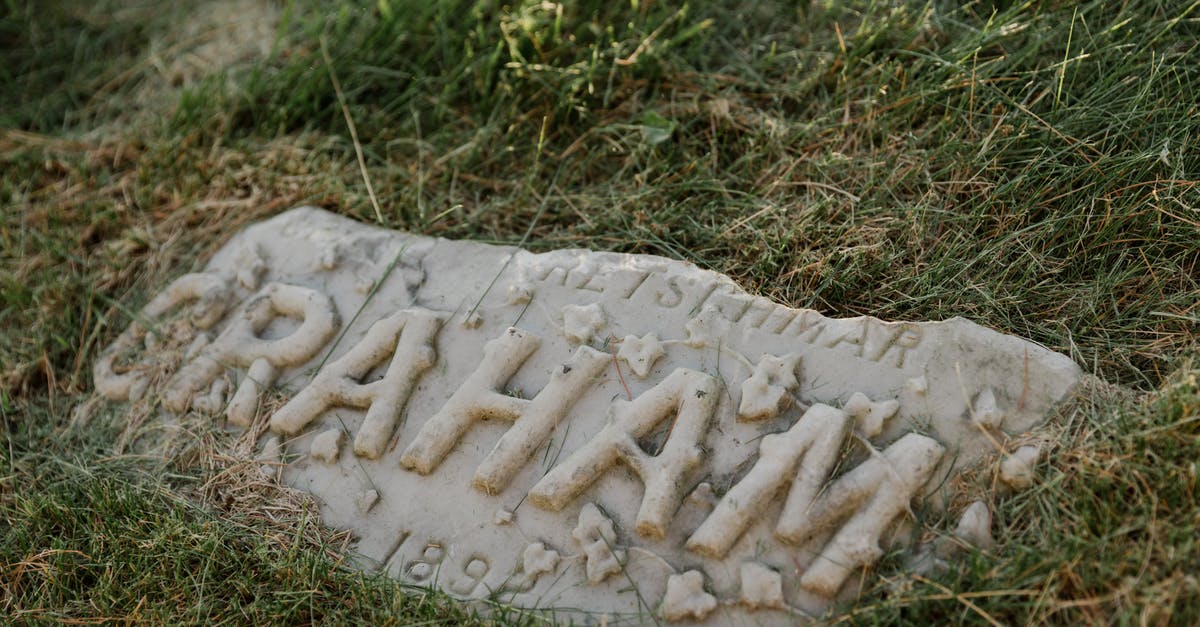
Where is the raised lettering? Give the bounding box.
[824,319,923,368]
[777,433,945,596]
[528,368,719,539]
[654,274,686,307]
[93,272,231,401]
[566,262,601,291]
[227,357,278,426]
[449,555,490,595]
[686,404,850,558]
[399,327,609,495]
[528,260,573,285]
[739,299,777,329]
[687,281,720,316]
[162,283,340,414]
[268,308,444,459]
[612,267,653,299]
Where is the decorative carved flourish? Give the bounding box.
[843,392,900,438]
[572,503,624,584]
[661,570,717,622]
[93,272,232,402]
[738,562,785,610]
[562,303,606,344]
[500,541,561,594]
[737,353,802,422]
[522,542,560,578]
[1000,444,1041,489]
[617,333,665,378]
[972,387,1006,429]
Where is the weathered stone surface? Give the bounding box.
[93,207,1081,622]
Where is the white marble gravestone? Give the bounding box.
[94,207,1081,623]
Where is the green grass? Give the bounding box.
[2,0,1198,623]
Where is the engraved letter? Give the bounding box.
[528,368,719,540]
[783,309,825,342]
[823,318,868,354]
[866,323,922,368]
[400,327,609,495]
[686,403,850,558]
[268,308,444,459]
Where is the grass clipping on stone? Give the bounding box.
[66,317,356,568]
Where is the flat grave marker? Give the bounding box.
[94,207,1081,623]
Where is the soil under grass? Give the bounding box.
[2,0,1198,624]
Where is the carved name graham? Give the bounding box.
[93,207,1081,623]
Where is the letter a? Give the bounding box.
[528,368,719,540]
[269,308,444,459]
[686,403,851,558]
[778,433,946,597]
